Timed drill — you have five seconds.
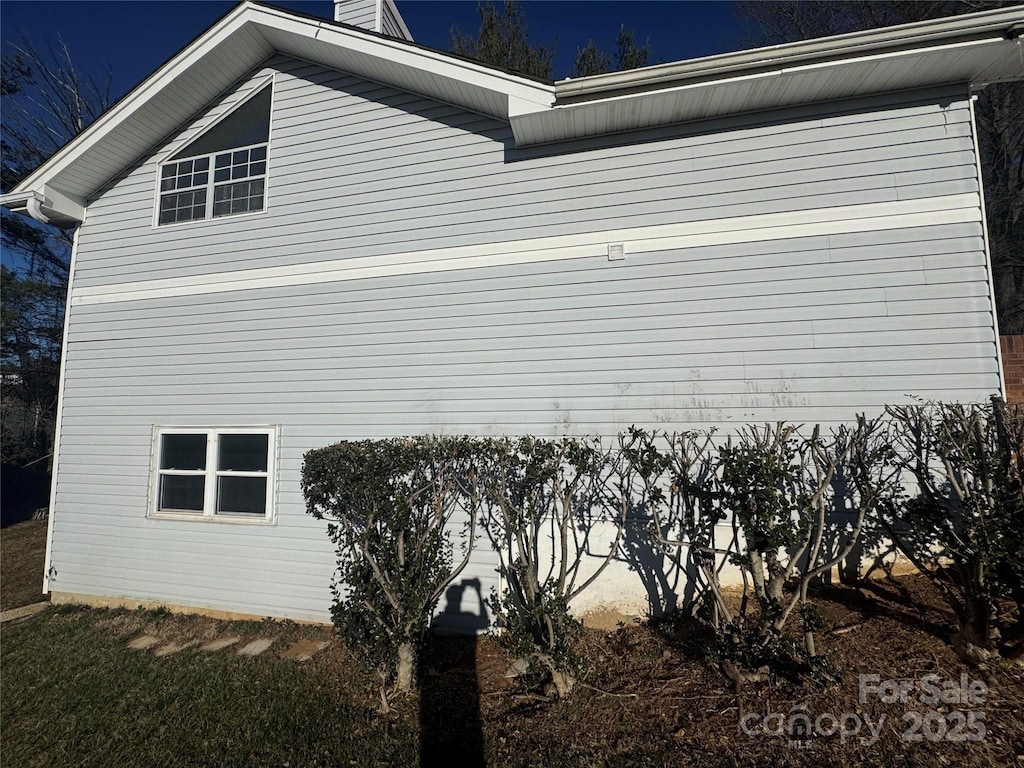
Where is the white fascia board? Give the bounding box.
[513,35,1022,146]
[39,185,87,224]
[555,6,1024,100]
[6,2,553,211]
[385,0,414,42]
[255,8,554,114]
[8,2,260,203]
[0,187,85,226]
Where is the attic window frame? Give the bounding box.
[155,79,273,228]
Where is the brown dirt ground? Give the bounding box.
[416,573,1024,767]
[1,520,48,612]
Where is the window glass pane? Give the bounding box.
[250,145,266,161]
[159,190,207,224]
[218,433,268,472]
[171,85,272,159]
[217,476,267,515]
[160,433,207,469]
[159,475,205,511]
[212,180,263,218]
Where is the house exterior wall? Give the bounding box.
[49,54,1003,625]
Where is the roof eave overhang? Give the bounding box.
[1,1,553,225]
[509,7,1024,146]
[4,4,1022,221]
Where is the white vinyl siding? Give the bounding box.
[49,57,1000,624]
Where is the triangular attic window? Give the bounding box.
[158,83,272,225]
[171,84,272,160]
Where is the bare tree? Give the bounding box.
[1,38,111,471]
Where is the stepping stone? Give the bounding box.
[279,639,329,661]
[200,636,241,652]
[237,638,275,656]
[153,640,196,657]
[127,634,162,650]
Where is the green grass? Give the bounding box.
[1,609,418,768]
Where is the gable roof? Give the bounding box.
[3,2,1022,226]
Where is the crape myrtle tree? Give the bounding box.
[736,0,1024,333]
[1,40,110,469]
[301,436,486,710]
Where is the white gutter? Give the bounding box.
[556,6,1024,102]
[0,190,51,225]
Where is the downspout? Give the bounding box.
[26,196,53,225]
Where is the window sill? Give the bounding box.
[148,511,275,525]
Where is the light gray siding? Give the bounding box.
[333,0,377,31]
[381,0,408,39]
[73,57,981,287]
[49,55,1001,624]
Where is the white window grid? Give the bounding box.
[158,142,268,225]
[151,426,277,522]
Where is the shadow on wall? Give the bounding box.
[0,464,49,528]
[419,578,488,768]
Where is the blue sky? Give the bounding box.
[1,1,752,97]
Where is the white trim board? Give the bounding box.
[72,193,981,307]
[44,226,81,593]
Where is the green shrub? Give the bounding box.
[882,397,1024,662]
[301,436,484,706]
[477,435,628,698]
[624,419,893,687]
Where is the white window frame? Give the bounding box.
[157,142,268,226]
[153,76,274,229]
[149,426,277,524]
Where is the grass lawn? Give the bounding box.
[2,520,1023,767]
[1,519,48,611]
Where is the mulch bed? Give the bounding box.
[416,573,1024,767]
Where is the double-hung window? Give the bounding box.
[157,82,272,225]
[152,427,276,522]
